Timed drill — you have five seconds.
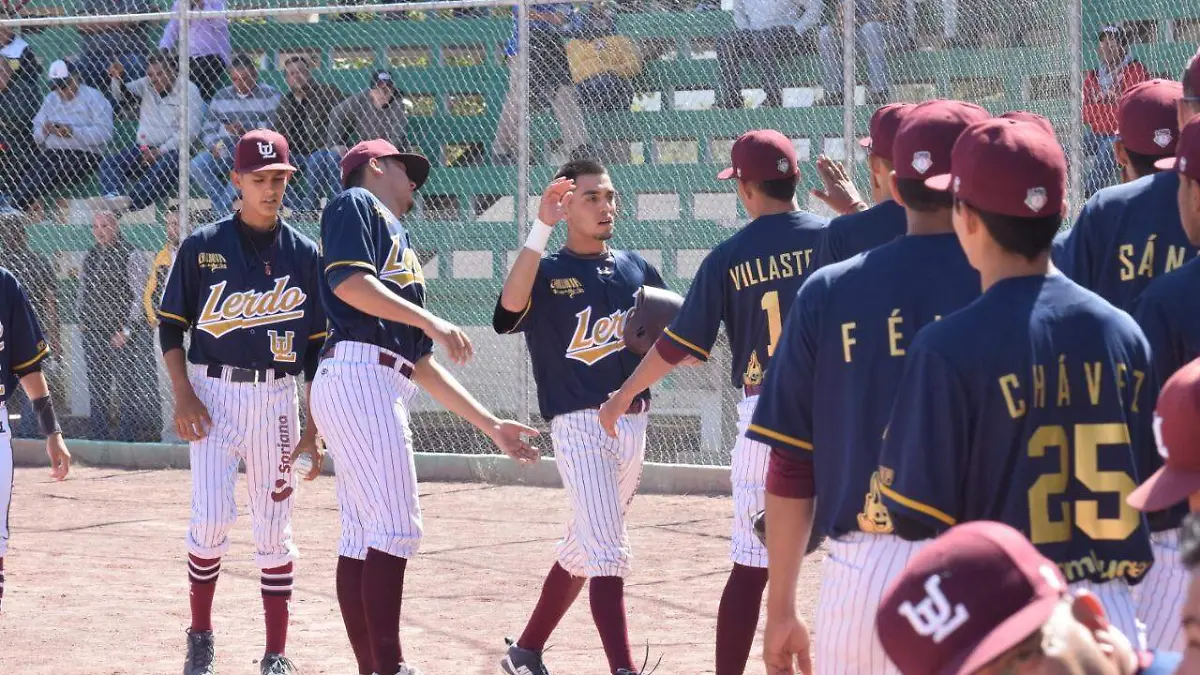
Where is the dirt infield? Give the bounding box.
[0,466,823,674]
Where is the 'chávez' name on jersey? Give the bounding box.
[879,274,1155,585]
[319,188,433,365]
[0,267,49,403]
[745,234,980,538]
[1053,172,1196,311]
[493,249,663,420]
[158,215,326,374]
[660,211,827,390]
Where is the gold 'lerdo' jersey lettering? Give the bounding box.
[380,235,426,288]
[196,276,307,338]
[565,305,630,366]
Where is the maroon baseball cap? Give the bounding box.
[1118,79,1183,156]
[877,521,1068,675]
[999,111,1057,138]
[340,139,431,190]
[1127,357,1200,511]
[233,129,296,173]
[859,102,915,162]
[892,100,991,181]
[927,118,1066,219]
[1155,116,1200,182]
[717,129,799,182]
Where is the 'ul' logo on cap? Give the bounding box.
[257,141,277,159]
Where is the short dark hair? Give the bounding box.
[230,53,257,72]
[752,174,800,202]
[147,51,176,72]
[284,54,312,69]
[964,201,1063,261]
[1124,147,1167,178]
[342,163,369,190]
[894,177,953,213]
[554,158,607,182]
[1181,513,1200,571]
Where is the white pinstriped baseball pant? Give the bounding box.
[1136,529,1186,651]
[1070,578,1141,649]
[0,403,11,558]
[731,395,769,569]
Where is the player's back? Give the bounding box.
[890,273,1154,584]
[1053,171,1194,310]
[1133,258,1200,386]
[805,233,979,536]
[813,199,906,267]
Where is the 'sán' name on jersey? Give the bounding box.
[1117,235,1194,282]
[728,250,814,292]
[197,276,307,338]
[566,305,629,366]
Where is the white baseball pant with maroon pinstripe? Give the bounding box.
[731,395,769,569]
[551,409,648,578]
[816,533,922,675]
[1136,529,1186,651]
[1070,579,1141,649]
[0,403,11,559]
[186,365,299,569]
[310,341,422,561]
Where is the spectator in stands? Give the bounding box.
[1082,25,1150,196]
[189,53,281,215]
[159,0,232,102]
[492,3,592,164]
[0,214,63,439]
[819,0,895,106]
[274,55,344,211]
[101,52,203,216]
[6,60,114,213]
[0,59,37,195]
[716,0,821,109]
[78,210,161,442]
[144,206,181,442]
[76,0,153,98]
[0,9,42,113]
[316,69,410,200]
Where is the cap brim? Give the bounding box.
[858,137,873,148]
[943,591,1062,675]
[1155,156,1179,170]
[716,166,736,180]
[396,152,431,190]
[925,173,954,192]
[1127,466,1200,511]
[243,162,297,173]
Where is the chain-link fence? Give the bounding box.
[0,0,1194,463]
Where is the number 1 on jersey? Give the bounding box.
[761,290,782,357]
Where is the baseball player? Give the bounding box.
[1120,116,1200,651]
[494,159,664,675]
[876,118,1155,644]
[876,520,1181,675]
[1053,78,1191,310]
[310,139,537,675]
[599,130,828,675]
[747,100,990,675]
[0,267,71,612]
[814,103,913,267]
[157,129,325,675]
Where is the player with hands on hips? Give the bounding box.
[494,160,665,675]
[0,267,70,613]
[157,129,325,675]
[599,130,827,675]
[310,139,537,675]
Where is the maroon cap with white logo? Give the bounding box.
[876,521,1067,675]
[717,129,799,182]
[1127,357,1200,511]
[860,102,915,162]
[1118,79,1183,156]
[1154,116,1200,183]
[340,138,432,190]
[999,111,1057,139]
[892,100,991,181]
[926,118,1066,219]
[233,129,296,174]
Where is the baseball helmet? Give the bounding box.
[623,285,684,356]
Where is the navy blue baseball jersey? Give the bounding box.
[157,215,326,374]
[1053,171,1195,311]
[493,248,663,419]
[878,273,1155,585]
[744,234,980,538]
[319,187,433,364]
[0,267,48,404]
[660,211,827,389]
[813,199,905,268]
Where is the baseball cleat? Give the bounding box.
[500,637,551,675]
[260,653,298,675]
[183,629,216,675]
[395,665,421,675]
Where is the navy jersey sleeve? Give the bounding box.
[492,263,547,335]
[323,192,378,288]
[1054,200,1101,288]
[745,280,823,454]
[660,248,725,362]
[643,259,665,289]
[5,273,49,374]
[1127,333,1161,485]
[878,339,971,533]
[814,223,840,269]
[305,243,328,342]
[1132,291,1186,390]
[157,237,197,328]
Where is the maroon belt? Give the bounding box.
[591,398,651,415]
[321,349,413,379]
[744,384,763,397]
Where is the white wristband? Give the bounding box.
[523,219,554,254]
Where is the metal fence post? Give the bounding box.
[842,0,856,173]
[516,0,532,424]
[1068,0,1083,219]
[177,0,192,235]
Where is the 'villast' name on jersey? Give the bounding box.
[727,250,815,292]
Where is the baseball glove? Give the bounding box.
[623,285,684,356]
[751,509,826,555]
